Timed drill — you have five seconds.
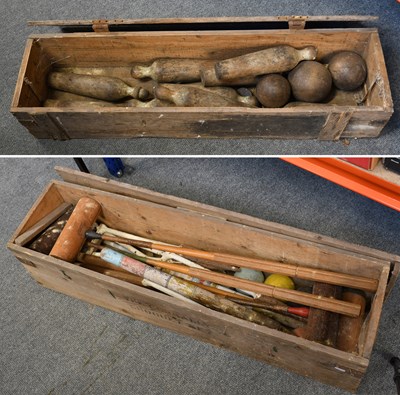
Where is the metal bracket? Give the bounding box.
[92,19,110,32]
[288,16,307,30]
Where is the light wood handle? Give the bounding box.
[100,235,377,292]
[141,257,360,317]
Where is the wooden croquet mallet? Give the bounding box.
[50,197,102,262]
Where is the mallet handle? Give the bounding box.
[121,252,360,317]
[90,232,378,292]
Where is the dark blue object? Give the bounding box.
[103,158,125,178]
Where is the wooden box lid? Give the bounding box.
[27,15,379,32]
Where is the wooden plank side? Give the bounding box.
[27,15,379,27]
[362,32,393,109]
[51,180,386,279]
[32,113,70,140]
[34,110,324,139]
[8,245,369,392]
[342,110,392,139]
[22,39,51,104]
[36,29,374,67]
[10,111,39,137]
[11,38,52,108]
[14,203,72,246]
[8,183,65,244]
[54,166,400,267]
[359,265,390,358]
[11,38,36,107]
[32,30,372,67]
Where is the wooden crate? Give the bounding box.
[10,16,393,140]
[7,167,400,392]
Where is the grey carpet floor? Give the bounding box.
[1,158,399,394]
[1,0,399,155]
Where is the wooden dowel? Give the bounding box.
[253,308,306,330]
[102,270,144,286]
[126,253,361,317]
[80,262,144,286]
[77,253,127,273]
[227,297,309,318]
[90,233,378,292]
[183,278,251,300]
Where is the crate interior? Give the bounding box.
[11,180,390,361]
[14,29,390,110]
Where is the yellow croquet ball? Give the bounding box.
[264,273,295,290]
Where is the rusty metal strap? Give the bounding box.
[318,111,354,141]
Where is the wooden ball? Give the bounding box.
[288,61,332,103]
[328,51,367,91]
[255,74,291,108]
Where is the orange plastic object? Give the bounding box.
[282,158,400,212]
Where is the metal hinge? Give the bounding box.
[92,19,110,32]
[288,16,307,30]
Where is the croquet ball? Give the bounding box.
[234,268,264,283]
[328,51,367,91]
[264,274,295,290]
[256,74,291,108]
[288,61,332,102]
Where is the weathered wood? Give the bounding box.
[32,112,71,140]
[362,32,393,108]
[54,166,400,285]
[52,68,156,95]
[11,37,52,110]
[28,30,373,67]
[358,266,390,358]
[318,110,353,140]
[47,72,149,101]
[109,250,361,316]
[214,45,317,81]
[98,234,378,292]
[11,107,328,139]
[15,202,72,246]
[294,283,340,342]
[7,245,370,392]
[10,111,52,139]
[337,292,366,352]
[51,180,387,280]
[6,170,395,392]
[12,39,37,107]
[11,24,392,140]
[131,58,214,83]
[27,15,379,28]
[12,183,65,238]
